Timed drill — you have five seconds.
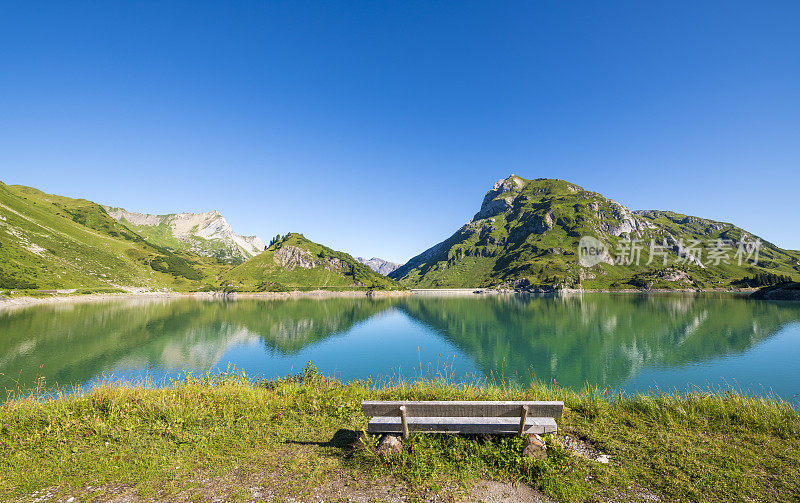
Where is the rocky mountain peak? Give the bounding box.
[356,257,402,275]
[472,175,525,221]
[472,177,585,222]
[104,206,265,262]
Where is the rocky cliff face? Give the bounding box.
[389,175,800,290]
[104,207,265,263]
[275,245,348,274]
[356,257,402,275]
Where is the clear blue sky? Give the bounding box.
[1,1,798,263]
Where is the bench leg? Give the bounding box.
[399,405,409,439]
[518,405,529,436]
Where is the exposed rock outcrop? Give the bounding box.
[523,434,547,459]
[377,434,403,456]
[274,245,348,274]
[273,245,320,270]
[471,174,526,221]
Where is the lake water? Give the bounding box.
[2,293,799,402]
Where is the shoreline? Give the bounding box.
[0,288,414,310]
[412,287,759,295]
[0,286,764,310]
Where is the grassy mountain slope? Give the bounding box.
[220,233,402,291]
[390,175,800,289]
[0,182,226,291]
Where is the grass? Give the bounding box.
[2,367,799,502]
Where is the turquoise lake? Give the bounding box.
[1,293,799,401]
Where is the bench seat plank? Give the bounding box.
[361,401,563,418]
[367,416,558,435]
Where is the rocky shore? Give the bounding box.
[750,282,800,301]
[0,288,413,310]
[2,285,783,311]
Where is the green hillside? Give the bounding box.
[0,182,226,291]
[390,176,800,289]
[220,233,402,291]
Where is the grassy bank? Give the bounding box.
[2,368,799,502]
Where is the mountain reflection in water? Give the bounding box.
[1,294,799,400]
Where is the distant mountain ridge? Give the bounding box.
[389,175,800,289]
[356,257,402,275]
[3,178,799,293]
[104,207,265,263]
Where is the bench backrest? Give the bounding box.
[361,400,563,418]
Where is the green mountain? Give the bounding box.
[0,183,398,293]
[390,175,800,289]
[104,207,265,263]
[0,182,224,291]
[5,178,796,293]
[219,233,402,291]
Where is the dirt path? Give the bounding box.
[11,434,555,503]
[16,474,554,503]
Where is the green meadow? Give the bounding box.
[2,368,798,502]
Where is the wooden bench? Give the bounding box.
[361,400,564,438]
